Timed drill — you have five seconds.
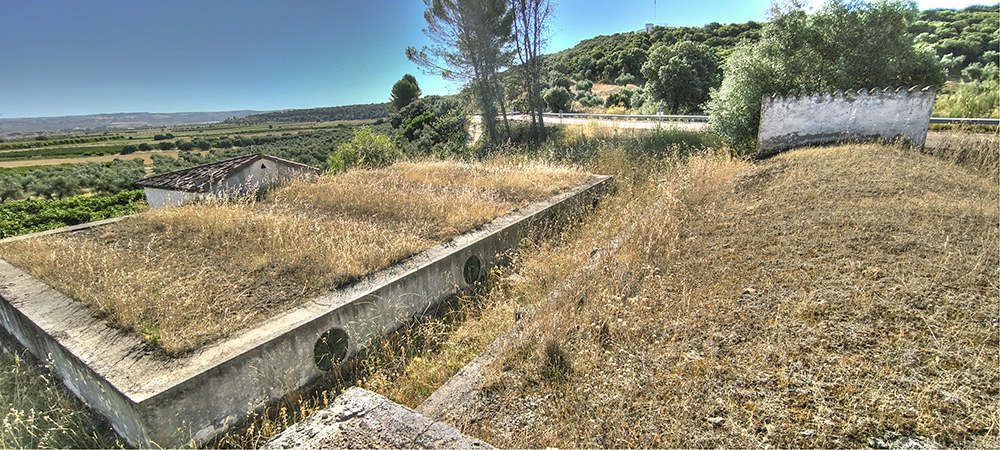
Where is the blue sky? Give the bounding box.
[0,0,989,118]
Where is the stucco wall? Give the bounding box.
[757,87,936,157]
[143,188,204,209]
[214,157,317,198]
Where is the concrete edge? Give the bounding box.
[264,387,493,449]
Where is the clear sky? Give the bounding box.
[0,0,991,118]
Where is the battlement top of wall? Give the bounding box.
[764,86,935,103]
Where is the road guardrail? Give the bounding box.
[537,113,997,127]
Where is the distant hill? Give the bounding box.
[224,103,390,125]
[0,111,263,136]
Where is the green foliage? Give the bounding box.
[934,79,1000,118]
[390,95,468,155]
[604,91,632,109]
[149,123,396,174]
[0,190,145,238]
[614,72,636,86]
[641,41,720,114]
[120,144,138,155]
[706,0,947,149]
[543,86,572,112]
[912,4,999,78]
[544,20,763,84]
[407,0,515,144]
[549,71,572,89]
[575,79,593,92]
[326,128,400,173]
[390,74,422,112]
[576,91,604,108]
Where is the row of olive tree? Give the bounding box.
[0,159,146,202]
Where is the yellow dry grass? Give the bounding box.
[0,159,589,356]
[467,142,999,448]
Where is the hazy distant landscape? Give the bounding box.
[0,111,264,135]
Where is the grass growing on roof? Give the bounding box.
[0,159,589,356]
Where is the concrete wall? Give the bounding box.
[757,86,936,157]
[0,175,609,448]
[143,187,203,209]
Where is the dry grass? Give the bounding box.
[467,142,999,448]
[923,128,999,182]
[0,340,123,449]
[0,159,589,356]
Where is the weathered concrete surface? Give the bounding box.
[757,87,936,158]
[0,175,610,448]
[265,388,492,449]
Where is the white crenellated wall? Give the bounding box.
[757,86,936,157]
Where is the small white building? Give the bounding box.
[136,154,321,208]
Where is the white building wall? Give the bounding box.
[143,188,205,209]
[143,156,319,209]
[213,157,316,198]
[757,87,936,157]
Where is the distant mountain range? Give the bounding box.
[0,111,264,136]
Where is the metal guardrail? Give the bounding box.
[929,117,1000,126]
[540,112,709,122]
[537,113,998,127]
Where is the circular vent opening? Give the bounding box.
[463,255,482,285]
[314,328,349,371]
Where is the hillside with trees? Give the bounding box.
[223,103,390,125]
[518,3,995,118]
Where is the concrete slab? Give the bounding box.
[0,175,609,448]
[265,387,492,449]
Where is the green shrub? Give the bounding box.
[543,87,572,112]
[605,91,632,109]
[934,78,1000,118]
[326,128,400,173]
[615,72,636,86]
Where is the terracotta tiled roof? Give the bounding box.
[135,154,319,192]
